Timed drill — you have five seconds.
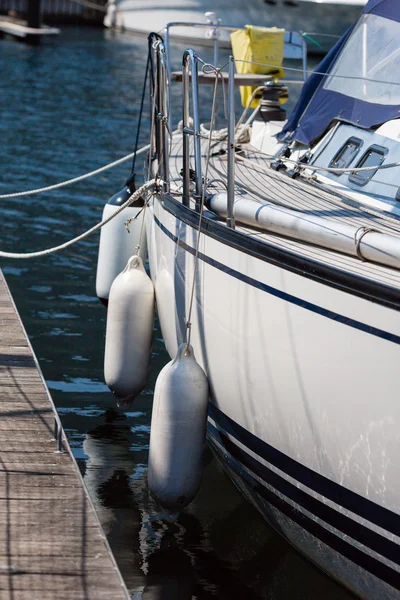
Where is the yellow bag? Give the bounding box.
[230,25,285,109]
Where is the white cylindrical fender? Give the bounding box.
[96,186,147,305]
[148,343,209,516]
[104,255,154,399]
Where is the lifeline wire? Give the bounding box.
[128,51,150,183]
[238,150,400,175]
[233,59,400,87]
[127,32,163,184]
[0,180,155,259]
[134,40,161,256]
[185,68,220,348]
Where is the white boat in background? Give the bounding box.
[118,0,399,597]
[104,0,366,54]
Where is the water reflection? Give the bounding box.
[142,538,195,600]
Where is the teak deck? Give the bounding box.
[0,270,129,600]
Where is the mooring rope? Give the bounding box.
[0,180,155,259]
[0,145,151,199]
[0,130,178,199]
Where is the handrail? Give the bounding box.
[182,49,202,209]
[164,19,309,89]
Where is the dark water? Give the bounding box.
[0,27,354,599]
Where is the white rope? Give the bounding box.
[0,180,155,259]
[0,144,150,199]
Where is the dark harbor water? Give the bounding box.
[0,27,355,599]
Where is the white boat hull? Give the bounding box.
[105,0,364,54]
[146,193,400,600]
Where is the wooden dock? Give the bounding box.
[0,269,130,600]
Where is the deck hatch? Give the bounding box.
[348,144,388,187]
[328,136,363,175]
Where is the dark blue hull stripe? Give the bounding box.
[207,426,400,591]
[207,422,399,566]
[208,403,400,538]
[154,214,400,345]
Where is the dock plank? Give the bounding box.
[0,270,129,600]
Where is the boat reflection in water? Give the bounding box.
[81,405,353,599]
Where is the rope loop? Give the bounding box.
[201,63,219,75]
[200,63,227,118]
[354,226,381,261]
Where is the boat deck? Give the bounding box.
[168,134,400,293]
[0,270,129,600]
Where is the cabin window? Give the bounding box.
[324,14,400,105]
[329,137,363,175]
[348,145,388,187]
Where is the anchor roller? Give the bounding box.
[148,343,209,517]
[96,184,147,306]
[104,255,154,399]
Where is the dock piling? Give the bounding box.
[26,0,41,43]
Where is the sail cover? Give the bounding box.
[279,0,400,145]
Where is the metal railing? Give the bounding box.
[164,19,308,82]
[182,49,202,209]
[151,39,236,225]
[163,18,308,132]
[227,55,235,229]
[157,18,298,227]
[180,48,235,227]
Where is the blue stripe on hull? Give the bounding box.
[209,423,399,566]
[208,404,400,538]
[154,214,400,346]
[208,423,400,590]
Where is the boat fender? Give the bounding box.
[148,343,209,518]
[104,255,154,399]
[96,185,147,306]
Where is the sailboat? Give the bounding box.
[140,1,400,598]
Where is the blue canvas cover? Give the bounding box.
[279,0,400,145]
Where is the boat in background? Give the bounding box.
[104,0,365,55]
